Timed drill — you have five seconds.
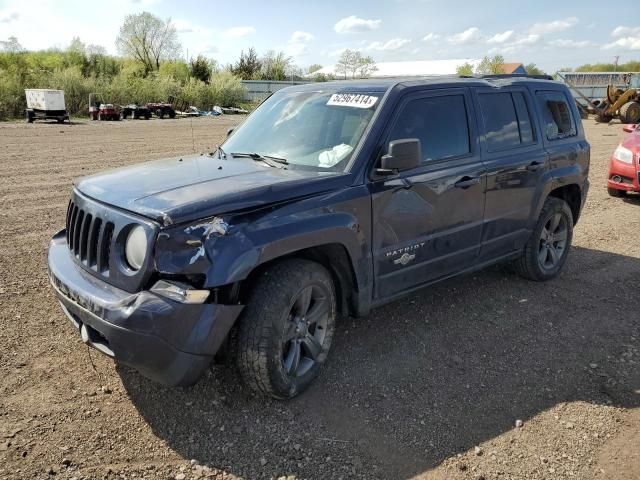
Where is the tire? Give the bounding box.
[156,108,164,119]
[620,101,640,124]
[168,110,176,119]
[145,113,151,120]
[236,259,336,399]
[26,111,34,123]
[608,187,626,197]
[514,197,574,282]
[594,112,612,124]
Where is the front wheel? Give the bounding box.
[514,197,574,281]
[594,112,612,124]
[236,259,336,399]
[608,187,626,197]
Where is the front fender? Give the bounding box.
[154,188,372,292]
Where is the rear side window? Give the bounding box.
[536,91,576,140]
[388,95,470,164]
[478,91,536,151]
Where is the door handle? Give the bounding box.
[454,176,480,189]
[526,161,545,172]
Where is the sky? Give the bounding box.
[1,0,639,73]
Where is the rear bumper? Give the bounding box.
[48,230,244,386]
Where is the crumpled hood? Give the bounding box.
[76,154,347,225]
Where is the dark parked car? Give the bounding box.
[48,76,590,398]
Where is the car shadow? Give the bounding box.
[118,246,640,479]
[622,193,640,205]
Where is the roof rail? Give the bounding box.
[478,74,554,81]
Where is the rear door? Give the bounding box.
[472,87,546,261]
[533,89,588,179]
[369,88,486,299]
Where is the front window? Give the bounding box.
[223,89,381,171]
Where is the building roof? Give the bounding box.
[500,63,527,74]
[313,59,481,78]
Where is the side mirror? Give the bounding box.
[622,124,638,133]
[227,128,234,137]
[377,138,421,175]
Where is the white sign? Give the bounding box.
[327,93,378,109]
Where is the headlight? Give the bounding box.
[125,225,147,270]
[150,280,210,304]
[613,145,633,164]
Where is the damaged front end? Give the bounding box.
[47,209,247,386]
[154,214,261,292]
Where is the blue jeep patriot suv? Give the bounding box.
[48,75,590,398]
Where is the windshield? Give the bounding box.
[222,89,380,171]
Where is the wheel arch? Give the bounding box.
[547,183,582,225]
[236,243,360,317]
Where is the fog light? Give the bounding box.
[150,280,210,304]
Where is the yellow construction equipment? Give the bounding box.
[594,85,640,124]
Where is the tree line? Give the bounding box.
[457,55,640,77]
[0,11,382,119]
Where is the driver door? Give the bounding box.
[369,88,486,299]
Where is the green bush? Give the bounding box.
[210,71,245,107]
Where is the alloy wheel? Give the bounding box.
[282,284,330,377]
[538,212,568,270]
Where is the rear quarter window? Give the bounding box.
[536,91,576,140]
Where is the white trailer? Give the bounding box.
[25,89,69,123]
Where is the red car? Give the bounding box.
[608,124,640,197]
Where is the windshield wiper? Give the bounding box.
[230,152,289,168]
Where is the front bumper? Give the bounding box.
[607,157,640,192]
[48,230,244,386]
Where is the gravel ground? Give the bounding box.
[0,117,638,480]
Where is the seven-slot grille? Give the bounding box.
[65,200,114,273]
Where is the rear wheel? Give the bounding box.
[168,110,176,119]
[236,259,336,399]
[514,197,573,281]
[620,101,640,124]
[26,111,34,123]
[608,187,626,197]
[156,108,164,119]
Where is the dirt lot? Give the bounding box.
[0,117,638,480]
